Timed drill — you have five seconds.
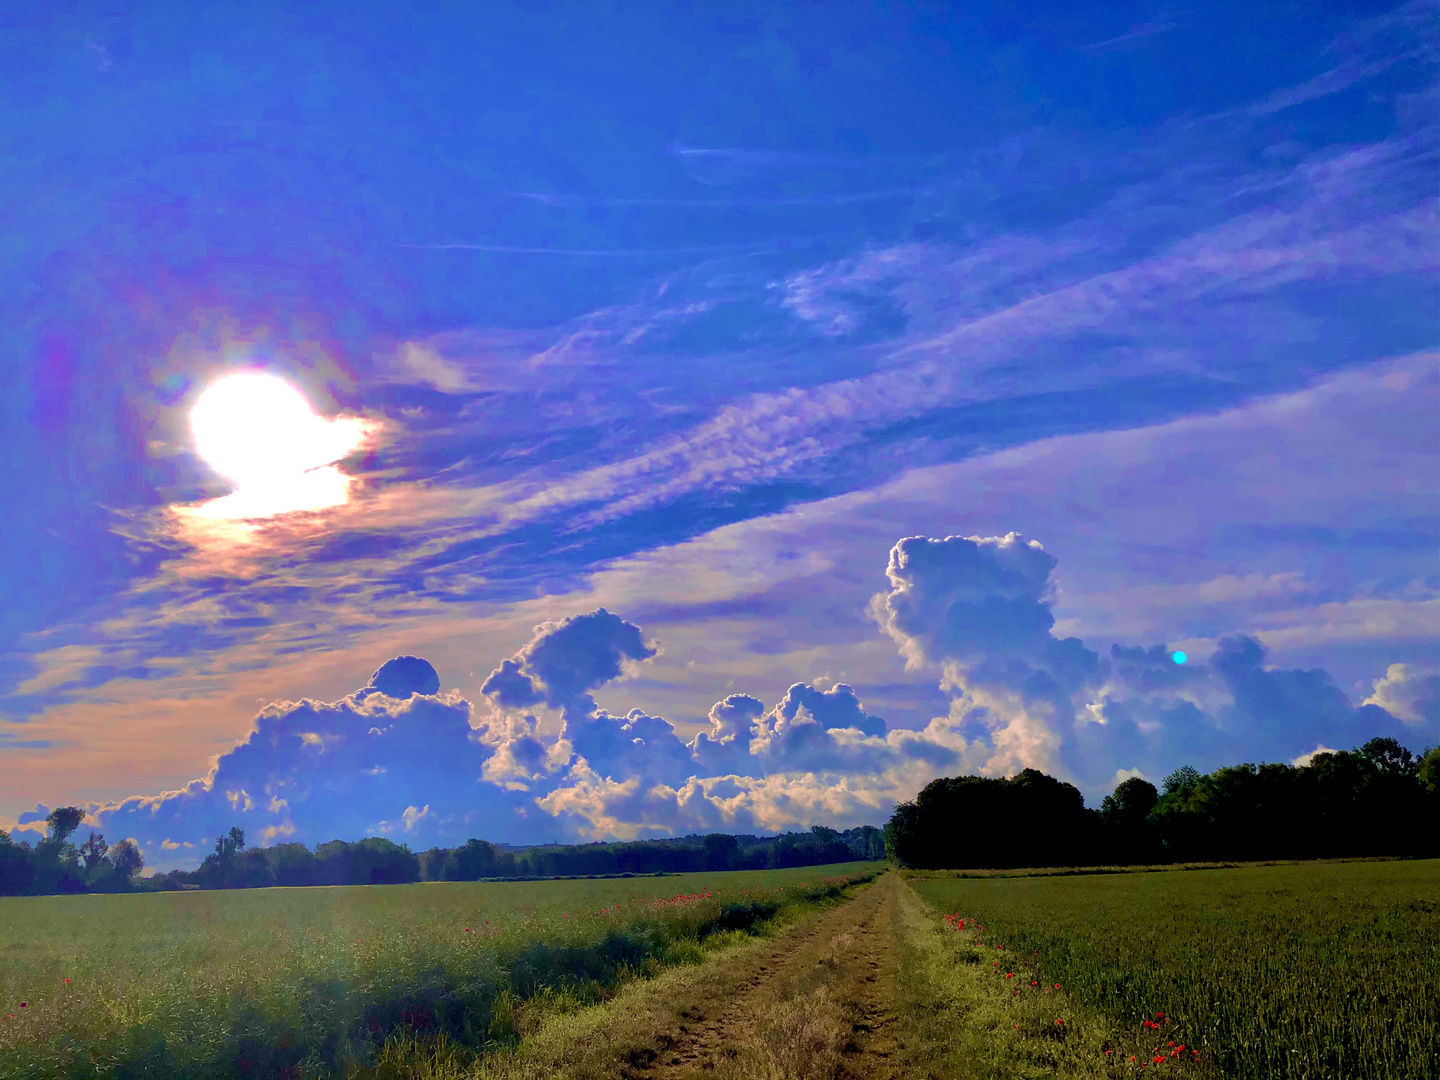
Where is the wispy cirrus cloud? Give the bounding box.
[1248,0,1436,116]
[1079,22,1176,55]
[3,5,1435,838]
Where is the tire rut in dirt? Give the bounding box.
[629,873,916,1080]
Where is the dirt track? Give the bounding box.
[622,872,919,1080]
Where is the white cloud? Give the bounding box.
[1363,663,1440,727]
[397,342,474,393]
[1292,746,1340,767]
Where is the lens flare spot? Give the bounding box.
[1172,650,1188,665]
[188,371,368,519]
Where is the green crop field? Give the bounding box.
[907,859,1440,1079]
[0,861,881,1079]
[5,859,1432,1079]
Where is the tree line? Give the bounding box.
[0,807,144,895]
[7,736,1431,893]
[884,737,1439,869]
[0,818,886,895]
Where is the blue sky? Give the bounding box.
[1,1,1435,868]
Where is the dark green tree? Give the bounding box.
[702,832,740,870]
[0,828,37,895]
[1356,736,1418,777]
[105,839,144,888]
[45,806,85,845]
[1161,765,1201,796]
[442,838,500,881]
[34,807,87,893]
[314,838,420,885]
[1100,777,1159,826]
[883,770,1095,869]
[79,831,110,874]
[266,843,319,887]
[215,826,246,860]
[1420,746,1440,796]
[1100,777,1161,861]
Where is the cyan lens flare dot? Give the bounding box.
[1172,650,1188,665]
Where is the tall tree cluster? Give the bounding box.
[0,808,144,895]
[885,738,1439,869]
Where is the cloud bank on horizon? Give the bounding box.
[64,534,1431,866]
[0,2,1436,865]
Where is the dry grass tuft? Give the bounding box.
[718,986,847,1080]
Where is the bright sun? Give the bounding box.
[189,371,367,519]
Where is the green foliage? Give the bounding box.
[1420,746,1440,795]
[106,840,144,886]
[77,832,109,875]
[44,808,84,846]
[887,739,1437,872]
[1356,736,1419,777]
[3,823,887,897]
[1147,748,1436,861]
[886,769,1096,869]
[910,859,1440,1080]
[0,861,879,1079]
[1098,778,1157,827]
[1160,765,1201,797]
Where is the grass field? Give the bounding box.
[907,859,1440,1079]
[4,859,1431,1079]
[0,862,881,1079]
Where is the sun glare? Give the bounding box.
[189,371,367,519]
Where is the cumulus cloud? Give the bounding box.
[481,608,657,717]
[868,532,1102,776]
[872,533,1062,669]
[1079,630,1426,786]
[97,535,1426,868]
[17,804,51,826]
[867,532,1419,790]
[94,656,528,858]
[690,694,765,775]
[1362,663,1440,728]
